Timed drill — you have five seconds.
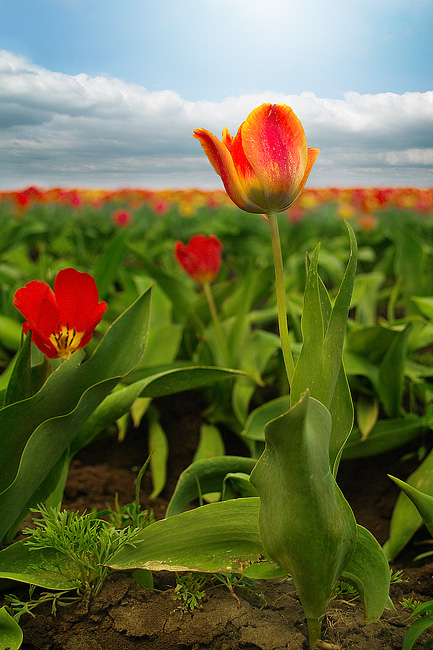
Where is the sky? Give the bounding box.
[0,0,432,189]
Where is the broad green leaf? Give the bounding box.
[0,540,77,589]
[126,244,192,318]
[3,332,32,406]
[388,475,433,537]
[394,227,425,309]
[0,377,120,541]
[108,497,267,574]
[124,363,245,391]
[0,314,22,352]
[342,414,432,459]
[222,472,259,500]
[341,525,392,622]
[130,396,151,428]
[412,296,433,321]
[92,227,129,299]
[291,223,357,412]
[346,326,399,364]
[148,410,169,499]
[290,223,357,476]
[356,395,379,441]
[250,392,357,629]
[193,424,225,461]
[166,456,256,517]
[383,448,433,561]
[351,272,384,326]
[137,324,183,368]
[241,396,290,442]
[0,606,23,650]
[232,329,280,424]
[72,366,243,454]
[402,617,433,650]
[378,323,411,417]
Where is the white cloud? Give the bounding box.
[0,50,432,188]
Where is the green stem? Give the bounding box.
[307,618,322,648]
[267,211,294,387]
[203,281,230,366]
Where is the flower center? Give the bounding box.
[49,324,85,360]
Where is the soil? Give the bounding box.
[3,391,433,650]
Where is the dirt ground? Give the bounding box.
[4,391,433,650]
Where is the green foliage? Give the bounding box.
[22,505,142,596]
[173,573,207,612]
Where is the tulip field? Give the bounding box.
[1,179,433,649]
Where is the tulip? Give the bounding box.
[193,103,319,215]
[111,209,133,227]
[174,234,222,284]
[175,234,229,363]
[13,268,107,360]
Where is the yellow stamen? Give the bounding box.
[49,324,85,360]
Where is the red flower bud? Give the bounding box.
[174,234,222,284]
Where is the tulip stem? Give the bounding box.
[267,211,294,388]
[203,281,230,366]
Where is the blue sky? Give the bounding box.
[0,0,432,188]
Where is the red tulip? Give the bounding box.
[111,209,133,227]
[13,268,107,359]
[174,234,222,284]
[193,103,319,215]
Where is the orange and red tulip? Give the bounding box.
[193,103,319,215]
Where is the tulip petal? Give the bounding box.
[241,104,308,211]
[13,280,56,326]
[193,128,264,214]
[54,268,106,334]
[292,147,321,206]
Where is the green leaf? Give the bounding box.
[0,540,77,590]
[290,223,357,474]
[412,296,433,321]
[291,222,357,411]
[126,245,192,318]
[0,314,23,352]
[383,448,433,561]
[0,606,23,650]
[166,456,256,517]
[378,323,411,417]
[92,228,129,299]
[341,525,392,622]
[4,332,32,406]
[222,472,259,500]
[342,414,432,459]
[72,366,243,454]
[193,424,225,462]
[402,616,433,650]
[250,391,357,626]
[232,329,280,424]
[148,409,169,499]
[108,497,267,574]
[0,377,120,541]
[241,395,290,442]
[356,395,379,441]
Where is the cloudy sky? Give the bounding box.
[0,0,432,189]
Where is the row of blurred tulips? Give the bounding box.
[1,185,433,225]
